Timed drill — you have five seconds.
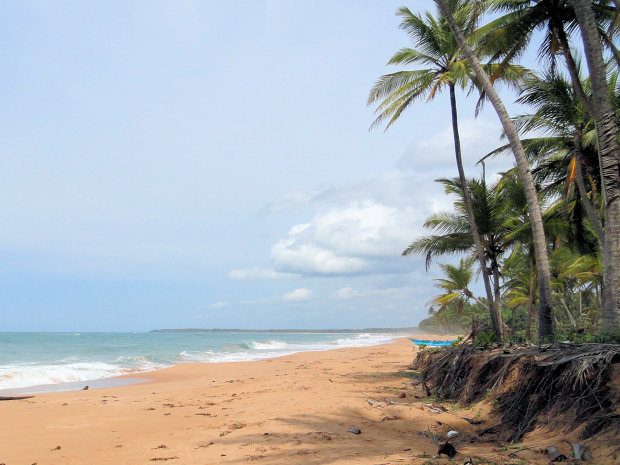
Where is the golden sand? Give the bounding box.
[0,336,611,464]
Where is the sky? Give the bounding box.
[0,0,550,331]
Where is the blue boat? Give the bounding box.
[409,338,456,346]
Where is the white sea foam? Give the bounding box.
[179,350,216,362]
[332,333,397,347]
[0,360,167,390]
[0,332,400,390]
[173,333,398,364]
[250,340,289,350]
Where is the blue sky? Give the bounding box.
[0,1,552,331]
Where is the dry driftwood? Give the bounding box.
[0,396,34,401]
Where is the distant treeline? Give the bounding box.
[150,327,421,334]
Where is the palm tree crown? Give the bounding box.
[367,1,475,130]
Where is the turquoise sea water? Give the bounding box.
[0,331,401,391]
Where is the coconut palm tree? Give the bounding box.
[484,71,606,239]
[404,176,519,335]
[481,0,620,332]
[430,256,490,313]
[483,69,619,327]
[503,247,537,339]
[435,0,556,339]
[477,0,618,117]
[368,0,526,340]
[557,251,603,328]
[572,0,620,332]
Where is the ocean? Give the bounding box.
[0,331,402,393]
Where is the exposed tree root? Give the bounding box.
[413,343,620,442]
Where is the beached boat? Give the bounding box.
[409,338,456,346]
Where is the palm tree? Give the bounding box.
[516,72,603,234]
[435,0,556,339]
[478,0,617,118]
[430,256,490,313]
[404,176,514,335]
[557,251,603,329]
[480,0,620,332]
[484,71,606,240]
[484,68,619,330]
[503,247,537,339]
[573,0,620,332]
[368,0,525,340]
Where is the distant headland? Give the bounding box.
[150,327,420,334]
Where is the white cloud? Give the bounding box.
[332,286,412,300]
[398,118,506,173]
[269,201,425,276]
[332,286,359,299]
[258,188,321,216]
[240,287,315,305]
[241,297,272,305]
[262,171,428,214]
[208,301,230,308]
[236,119,513,282]
[281,287,314,302]
[228,267,299,280]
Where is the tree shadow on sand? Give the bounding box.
[209,406,441,465]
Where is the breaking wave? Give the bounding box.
[0,332,399,391]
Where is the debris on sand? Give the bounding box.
[547,446,567,462]
[566,441,591,461]
[0,396,34,401]
[437,442,457,459]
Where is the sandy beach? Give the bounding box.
[0,337,610,465]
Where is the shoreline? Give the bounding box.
[0,377,150,396]
[0,332,438,395]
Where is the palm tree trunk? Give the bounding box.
[573,0,620,332]
[436,0,555,339]
[574,149,605,241]
[491,258,504,337]
[449,84,502,341]
[464,288,490,311]
[526,262,536,341]
[557,27,596,118]
[560,296,578,328]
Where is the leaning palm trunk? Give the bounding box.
[464,289,490,311]
[435,0,555,339]
[491,259,504,335]
[557,29,597,118]
[573,0,620,332]
[449,84,503,340]
[526,262,537,341]
[574,146,605,241]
